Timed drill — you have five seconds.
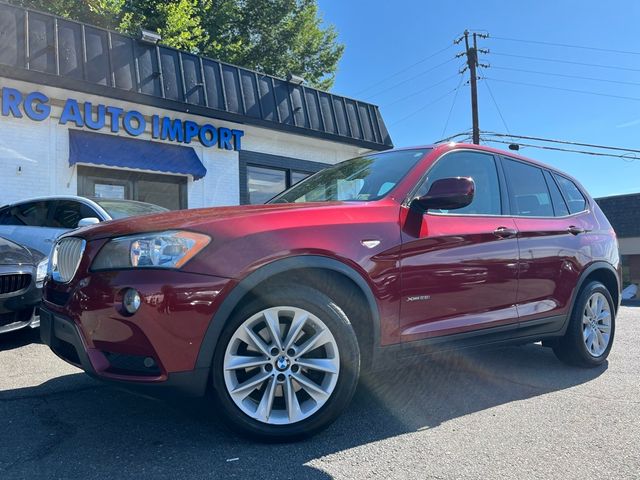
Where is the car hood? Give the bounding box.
[71,202,351,241]
[0,236,35,265]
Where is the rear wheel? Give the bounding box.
[211,285,360,441]
[553,281,615,368]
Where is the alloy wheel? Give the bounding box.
[223,306,340,425]
[582,292,612,357]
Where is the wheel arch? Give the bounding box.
[571,262,621,317]
[194,255,381,373]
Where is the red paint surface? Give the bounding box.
[43,143,620,379]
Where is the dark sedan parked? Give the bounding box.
[0,237,45,334]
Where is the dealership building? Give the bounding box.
[0,3,392,211]
[596,193,640,289]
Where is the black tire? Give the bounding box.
[211,285,360,441]
[553,281,616,368]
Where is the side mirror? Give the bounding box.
[77,217,100,228]
[411,177,475,211]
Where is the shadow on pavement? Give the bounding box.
[0,343,606,479]
[0,327,41,352]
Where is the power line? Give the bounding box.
[491,66,640,88]
[479,70,511,136]
[364,57,457,100]
[491,35,640,56]
[481,137,640,161]
[434,130,473,143]
[353,44,454,96]
[483,77,640,102]
[441,73,466,137]
[491,51,640,73]
[388,86,461,127]
[481,131,640,155]
[381,72,460,107]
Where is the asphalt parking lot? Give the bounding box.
[1,307,638,480]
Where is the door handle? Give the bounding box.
[493,226,518,239]
[567,225,586,235]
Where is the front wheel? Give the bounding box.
[553,281,616,368]
[211,285,360,441]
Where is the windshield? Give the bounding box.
[269,149,430,204]
[95,199,168,219]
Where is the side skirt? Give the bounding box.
[371,314,567,371]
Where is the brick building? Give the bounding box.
[0,3,391,211]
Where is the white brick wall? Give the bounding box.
[0,77,371,208]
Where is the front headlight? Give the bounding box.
[91,231,210,271]
[36,257,49,286]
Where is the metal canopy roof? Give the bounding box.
[0,2,393,151]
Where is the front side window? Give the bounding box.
[415,151,501,215]
[271,149,429,204]
[502,159,554,217]
[553,174,587,214]
[51,200,99,229]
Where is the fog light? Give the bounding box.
[123,288,141,314]
[143,357,156,368]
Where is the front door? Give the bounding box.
[77,166,187,211]
[399,150,519,342]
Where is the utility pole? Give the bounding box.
[456,30,489,145]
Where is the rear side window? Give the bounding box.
[416,151,502,215]
[3,201,52,226]
[553,174,587,214]
[51,200,100,229]
[543,171,570,217]
[502,159,554,217]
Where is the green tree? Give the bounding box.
[9,0,344,90]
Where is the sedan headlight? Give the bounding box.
[91,231,210,271]
[36,257,49,286]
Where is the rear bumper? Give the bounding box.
[40,306,210,397]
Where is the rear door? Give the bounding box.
[500,157,592,323]
[399,150,520,342]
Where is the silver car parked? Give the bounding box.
[0,196,168,258]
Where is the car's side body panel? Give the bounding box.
[399,207,520,342]
[39,143,622,399]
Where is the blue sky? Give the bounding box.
[317,0,640,198]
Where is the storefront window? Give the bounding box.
[291,171,310,185]
[247,166,287,204]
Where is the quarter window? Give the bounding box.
[543,171,570,217]
[553,174,587,213]
[502,159,554,217]
[416,151,501,215]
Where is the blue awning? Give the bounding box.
[69,130,207,180]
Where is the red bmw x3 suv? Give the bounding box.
[41,143,620,440]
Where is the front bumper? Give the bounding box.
[40,307,210,396]
[0,268,42,335]
[41,267,234,397]
[0,307,39,334]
